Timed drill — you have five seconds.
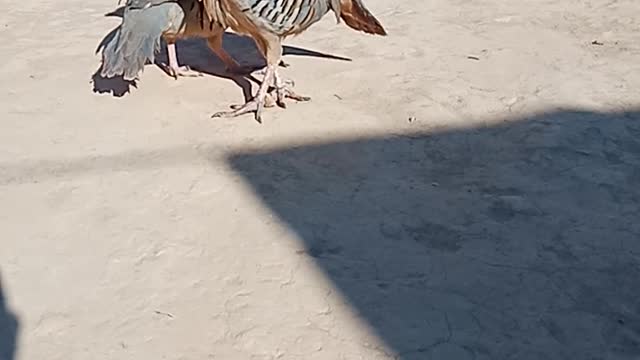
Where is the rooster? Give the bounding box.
[203,0,387,122]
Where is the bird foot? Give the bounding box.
[212,64,276,123]
[274,85,311,108]
[273,71,310,108]
[163,64,203,79]
[211,63,306,123]
[211,90,279,123]
[212,96,268,123]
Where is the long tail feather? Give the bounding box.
[99,1,184,80]
[339,0,387,36]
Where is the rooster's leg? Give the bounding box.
[211,64,275,123]
[211,34,306,122]
[273,70,310,108]
[162,42,203,79]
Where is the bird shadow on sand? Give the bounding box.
[91,7,352,99]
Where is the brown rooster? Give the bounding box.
[201,0,388,122]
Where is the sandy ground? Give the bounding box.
[1,0,640,359]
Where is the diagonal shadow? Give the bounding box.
[1,109,637,358]
[225,108,640,359]
[92,7,351,98]
[0,272,19,360]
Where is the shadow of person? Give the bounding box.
[0,272,19,360]
[226,108,640,359]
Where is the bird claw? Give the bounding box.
[211,63,306,122]
[274,86,311,108]
[211,100,261,122]
[211,95,274,123]
[271,68,308,108]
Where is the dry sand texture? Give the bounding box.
[1,0,640,359]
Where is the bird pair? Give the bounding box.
[101,0,387,122]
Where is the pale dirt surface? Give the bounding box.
[1,0,640,359]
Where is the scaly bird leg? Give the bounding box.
[162,42,203,79]
[207,31,278,110]
[212,64,276,123]
[273,69,310,108]
[211,34,307,122]
[252,66,295,88]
